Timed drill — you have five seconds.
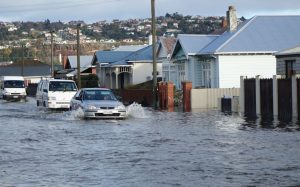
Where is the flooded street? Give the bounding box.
[1,98,300,186]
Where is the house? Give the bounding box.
[275,45,300,78]
[170,6,300,88]
[61,55,95,78]
[0,60,51,84]
[169,34,219,89]
[92,45,162,89]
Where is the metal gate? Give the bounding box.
[260,79,273,120]
[244,78,256,117]
[278,79,292,122]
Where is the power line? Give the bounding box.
[0,0,123,14]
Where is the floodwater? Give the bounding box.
[0,98,300,186]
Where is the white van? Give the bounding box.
[0,76,27,101]
[36,79,78,109]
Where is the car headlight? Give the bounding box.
[115,104,125,110]
[87,105,97,110]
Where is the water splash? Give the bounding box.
[62,108,85,120]
[126,102,148,118]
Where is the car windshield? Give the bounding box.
[83,90,117,101]
[49,81,77,91]
[4,80,25,88]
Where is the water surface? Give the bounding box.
[0,98,300,186]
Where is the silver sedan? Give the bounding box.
[70,88,127,119]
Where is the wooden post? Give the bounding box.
[255,75,261,116]
[292,75,298,119]
[151,0,157,109]
[240,76,245,114]
[273,75,278,121]
[50,30,54,78]
[76,24,81,89]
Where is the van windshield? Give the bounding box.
[49,81,77,92]
[4,80,25,88]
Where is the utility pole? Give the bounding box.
[21,44,24,76]
[50,30,54,77]
[76,24,81,89]
[151,0,157,109]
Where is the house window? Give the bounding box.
[202,63,211,88]
[285,60,295,78]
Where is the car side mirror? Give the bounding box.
[43,89,48,93]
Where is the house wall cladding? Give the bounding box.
[277,57,300,76]
[218,55,276,88]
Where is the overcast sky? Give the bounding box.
[1,0,300,23]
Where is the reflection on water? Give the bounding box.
[0,98,300,186]
[241,114,300,131]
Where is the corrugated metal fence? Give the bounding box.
[191,88,240,109]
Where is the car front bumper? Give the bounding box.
[3,95,26,101]
[84,109,127,119]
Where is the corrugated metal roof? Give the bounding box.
[200,15,300,54]
[275,45,300,56]
[95,51,132,64]
[114,45,148,51]
[177,34,219,55]
[106,45,154,67]
[67,55,93,68]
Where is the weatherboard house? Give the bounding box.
[168,6,300,89]
[92,45,162,89]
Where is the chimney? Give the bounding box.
[226,6,238,32]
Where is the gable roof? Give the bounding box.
[171,34,219,59]
[105,45,155,67]
[157,37,176,58]
[200,15,300,54]
[67,55,93,68]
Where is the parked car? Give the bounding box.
[0,76,26,101]
[36,79,78,109]
[70,88,127,119]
